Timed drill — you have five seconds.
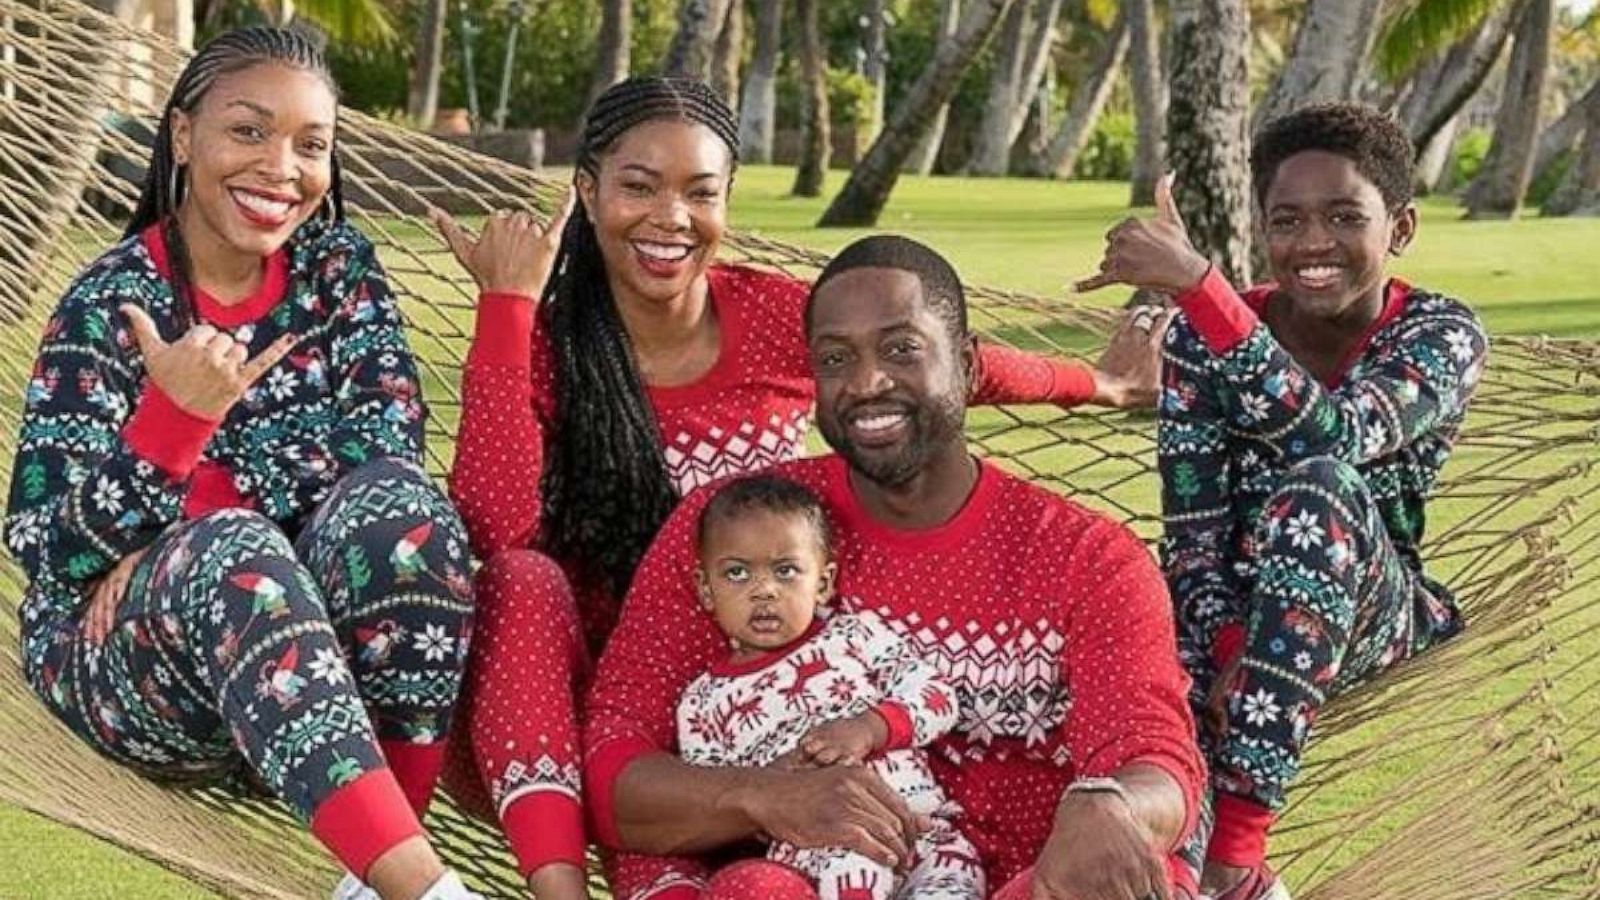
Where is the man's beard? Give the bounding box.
[820,392,966,488]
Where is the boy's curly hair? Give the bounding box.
[1251,102,1415,211]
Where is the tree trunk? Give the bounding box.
[1026,10,1127,178]
[1465,0,1553,219]
[738,0,783,164]
[664,0,733,80]
[1166,0,1253,285]
[406,0,448,127]
[1400,6,1516,153]
[1542,76,1600,216]
[1255,0,1384,128]
[902,0,961,175]
[1127,0,1166,205]
[710,0,742,111]
[587,0,632,108]
[1529,78,1600,191]
[819,0,1016,226]
[970,0,1059,176]
[791,0,829,197]
[863,0,890,143]
[1415,113,1460,194]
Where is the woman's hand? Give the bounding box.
[1091,304,1177,409]
[120,305,297,420]
[83,547,150,645]
[431,189,577,298]
[1075,174,1211,297]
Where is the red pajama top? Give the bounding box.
[584,456,1203,888]
[451,264,1100,639]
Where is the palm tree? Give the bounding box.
[1255,0,1386,127]
[818,0,1018,226]
[1385,2,1517,152]
[587,0,632,108]
[1466,0,1554,219]
[407,0,447,128]
[1542,73,1600,215]
[1127,0,1166,205]
[902,0,961,175]
[970,0,1061,176]
[710,0,742,111]
[664,0,733,80]
[1166,0,1253,285]
[792,0,829,197]
[738,0,783,164]
[197,0,396,45]
[1025,9,1127,179]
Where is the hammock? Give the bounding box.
[0,3,1597,898]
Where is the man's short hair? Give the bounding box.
[1251,101,1415,211]
[805,234,967,344]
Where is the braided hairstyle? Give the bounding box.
[125,26,342,329]
[542,76,740,600]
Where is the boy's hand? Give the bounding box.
[798,711,889,766]
[1075,173,1212,297]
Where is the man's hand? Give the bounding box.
[121,306,298,421]
[1075,174,1211,297]
[1031,791,1169,900]
[742,765,924,871]
[83,547,150,645]
[432,189,577,298]
[796,711,888,766]
[1090,304,1178,409]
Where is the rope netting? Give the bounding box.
[0,3,1596,897]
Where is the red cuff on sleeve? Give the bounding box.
[1211,623,1247,670]
[872,701,916,751]
[1175,265,1259,355]
[308,768,425,880]
[584,734,659,849]
[182,460,249,519]
[467,292,536,369]
[503,790,587,876]
[1046,359,1098,407]
[122,384,222,479]
[1207,792,1276,868]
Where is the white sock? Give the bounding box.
[418,871,483,900]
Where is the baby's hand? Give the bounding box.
[798,712,888,767]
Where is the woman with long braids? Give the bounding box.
[5,28,480,900]
[433,76,1171,899]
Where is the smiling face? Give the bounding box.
[170,61,336,260]
[577,118,733,309]
[697,508,836,654]
[808,267,972,488]
[1262,149,1416,322]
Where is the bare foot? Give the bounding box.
[1200,861,1250,898]
[526,862,589,900]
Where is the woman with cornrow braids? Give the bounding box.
[5,28,481,900]
[432,75,1173,900]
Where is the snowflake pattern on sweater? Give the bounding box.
[6,219,425,685]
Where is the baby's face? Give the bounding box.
[697,509,835,654]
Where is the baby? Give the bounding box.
[675,474,983,900]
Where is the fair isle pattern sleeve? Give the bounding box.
[1175,269,1489,466]
[4,256,188,593]
[852,610,961,750]
[1158,315,1247,664]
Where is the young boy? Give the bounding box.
[676,474,982,900]
[1079,102,1489,899]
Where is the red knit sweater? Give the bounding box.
[585,455,1203,890]
[450,264,1100,640]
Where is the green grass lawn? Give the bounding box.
[4,167,1598,899]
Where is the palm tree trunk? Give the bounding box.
[818,0,1016,226]
[664,0,732,80]
[863,0,890,143]
[1127,0,1166,205]
[1025,10,1127,179]
[1529,78,1600,191]
[738,0,783,164]
[1401,5,1516,153]
[1166,0,1253,285]
[791,0,829,197]
[1542,75,1600,216]
[406,0,448,127]
[710,0,742,111]
[971,0,1060,176]
[902,0,961,175]
[1465,0,1553,219]
[1416,113,1460,194]
[587,0,632,108]
[1255,0,1384,128]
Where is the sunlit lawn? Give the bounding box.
[4,167,1598,898]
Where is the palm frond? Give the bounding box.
[288,0,398,47]
[1374,0,1511,81]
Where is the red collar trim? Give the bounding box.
[707,617,827,677]
[823,454,1001,552]
[141,222,289,328]
[1242,278,1411,388]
